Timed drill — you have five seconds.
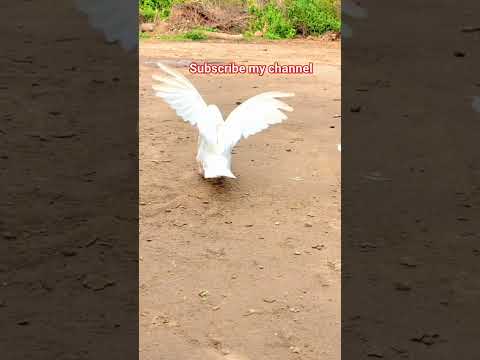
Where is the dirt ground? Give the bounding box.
[139,39,341,360]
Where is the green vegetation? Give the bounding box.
[139,0,340,40]
[139,28,214,41]
[248,1,296,39]
[139,31,153,39]
[139,0,179,21]
[286,0,340,35]
[183,29,209,40]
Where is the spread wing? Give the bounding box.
[221,92,294,149]
[74,0,138,51]
[152,62,218,144]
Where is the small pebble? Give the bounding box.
[394,281,411,291]
[399,256,418,267]
[2,232,16,240]
[198,290,209,298]
[290,346,300,354]
[61,249,77,257]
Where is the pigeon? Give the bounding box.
[152,62,295,179]
[73,0,138,51]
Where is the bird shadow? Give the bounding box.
[201,176,240,196]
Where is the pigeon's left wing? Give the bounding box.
[74,0,138,51]
[222,92,294,150]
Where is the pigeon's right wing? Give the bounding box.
[222,92,294,150]
[152,62,217,144]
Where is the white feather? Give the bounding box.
[222,92,294,150]
[152,63,295,179]
[152,63,219,145]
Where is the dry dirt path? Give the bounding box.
[140,39,341,360]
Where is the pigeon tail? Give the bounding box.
[203,169,237,179]
[202,156,236,179]
[204,167,236,179]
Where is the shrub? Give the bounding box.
[248,1,296,39]
[139,0,178,21]
[285,0,340,35]
[183,29,208,40]
[138,0,341,39]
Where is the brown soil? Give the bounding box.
[140,39,341,360]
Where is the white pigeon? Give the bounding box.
[73,0,138,51]
[152,62,295,179]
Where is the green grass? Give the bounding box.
[183,29,209,40]
[139,0,341,39]
[247,0,340,39]
[139,0,181,21]
[139,31,208,41]
[139,31,153,39]
[248,1,296,39]
[285,0,340,35]
[139,24,220,41]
